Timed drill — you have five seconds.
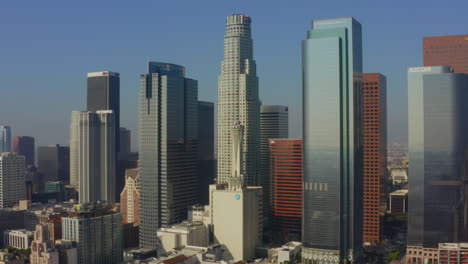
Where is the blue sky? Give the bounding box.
[1,0,467,150]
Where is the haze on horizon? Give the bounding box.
[1,0,467,150]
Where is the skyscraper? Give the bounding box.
[69,111,80,187]
[407,66,468,249]
[269,139,302,241]
[120,168,140,225]
[260,105,288,220]
[38,145,70,182]
[198,101,215,204]
[119,127,131,155]
[0,126,11,153]
[12,136,35,166]
[217,14,260,186]
[74,110,115,204]
[423,35,468,74]
[302,17,363,263]
[87,71,120,152]
[0,153,26,208]
[362,73,387,245]
[139,62,198,248]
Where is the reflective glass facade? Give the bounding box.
[302,17,363,263]
[408,66,468,248]
[0,125,11,153]
[139,62,198,248]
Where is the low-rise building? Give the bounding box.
[406,246,439,264]
[438,243,468,264]
[54,240,78,264]
[158,221,209,253]
[269,242,302,264]
[3,229,33,249]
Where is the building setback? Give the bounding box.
[407,66,468,249]
[120,168,140,225]
[423,34,468,74]
[139,62,198,248]
[217,14,260,186]
[0,153,26,208]
[362,73,387,245]
[269,139,302,241]
[12,136,35,166]
[38,145,70,182]
[260,105,288,220]
[73,110,115,204]
[0,126,11,153]
[302,17,363,263]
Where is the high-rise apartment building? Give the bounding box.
[217,14,260,186]
[260,105,288,220]
[362,73,387,245]
[407,66,468,250]
[302,17,363,263]
[120,168,139,225]
[87,71,120,152]
[423,35,468,74]
[62,203,122,264]
[38,145,70,182]
[139,62,198,248]
[269,139,302,241]
[73,110,115,204]
[0,125,11,153]
[12,136,35,166]
[198,101,215,204]
[0,153,26,208]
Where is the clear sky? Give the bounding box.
[1,0,467,150]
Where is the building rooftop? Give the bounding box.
[390,189,409,196]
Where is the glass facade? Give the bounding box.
[0,125,11,153]
[407,66,468,248]
[302,17,363,263]
[139,62,198,249]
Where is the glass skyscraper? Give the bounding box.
[302,17,363,263]
[407,66,468,248]
[139,62,198,248]
[0,125,11,153]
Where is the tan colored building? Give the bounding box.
[157,221,209,252]
[120,168,140,225]
[30,224,59,264]
[406,246,439,264]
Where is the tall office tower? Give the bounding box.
[198,101,215,204]
[119,127,131,155]
[139,62,198,248]
[269,139,302,242]
[361,73,387,245]
[87,71,120,153]
[423,35,468,74]
[217,14,260,186]
[62,203,123,264]
[75,110,115,204]
[0,125,11,152]
[407,66,468,253]
[302,17,363,263]
[69,111,80,187]
[30,224,59,264]
[38,145,70,182]
[0,153,26,208]
[12,136,35,166]
[120,168,140,225]
[260,105,288,220]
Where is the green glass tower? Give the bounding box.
[302,17,363,264]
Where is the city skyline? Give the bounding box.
[2,1,468,149]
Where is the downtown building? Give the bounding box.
[217,14,260,186]
[62,203,122,264]
[198,101,215,204]
[361,73,387,245]
[38,145,70,182]
[302,17,363,263]
[120,168,139,225]
[406,66,468,264]
[12,136,35,166]
[71,110,115,204]
[423,34,468,74]
[0,125,11,152]
[0,153,26,208]
[139,62,198,248]
[269,139,302,242]
[260,105,288,220]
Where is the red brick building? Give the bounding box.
[423,34,468,74]
[269,139,302,241]
[362,73,387,245]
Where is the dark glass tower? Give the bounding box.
[38,144,70,182]
[139,62,198,248]
[407,66,468,248]
[198,101,215,204]
[302,17,363,263]
[12,136,35,166]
